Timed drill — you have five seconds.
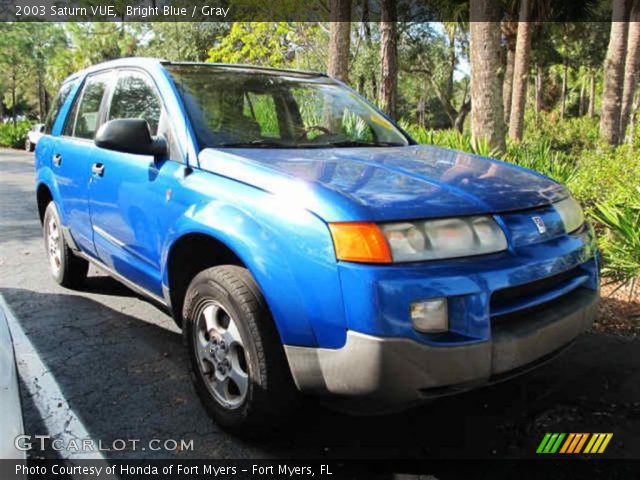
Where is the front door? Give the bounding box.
[88,69,185,297]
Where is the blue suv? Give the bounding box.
[36,58,599,432]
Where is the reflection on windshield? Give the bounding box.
[167,65,410,149]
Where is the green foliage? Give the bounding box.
[140,23,229,62]
[523,111,600,155]
[208,22,309,67]
[570,145,640,208]
[505,140,578,186]
[0,121,31,148]
[592,188,640,295]
[401,123,497,157]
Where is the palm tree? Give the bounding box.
[620,1,640,140]
[470,0,506,152]
[327,0,351,83]
[379,0,398,118]
[502,21,518,124]
[600,0,631,145]
[508,0,532,141]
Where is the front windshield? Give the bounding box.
[167,65,410,149]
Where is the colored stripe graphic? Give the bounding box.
[574,433,589,453]
[538,433,613,454]
[598,433,613,453]
[559,433,575,453]
[537,433,552,453]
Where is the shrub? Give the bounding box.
[505,139,578,186]
[570,144,640,208]
[592,187,640,296]
[0,121,32,149]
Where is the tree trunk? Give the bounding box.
[535,64,544,113]
[37,72,45,121]
[371,72,377,101]
[560,59,568,119]
[454,100,471,132]
[357,74,365,95]
[600,0,631,145]
[327,0,351,83]
[589,72,596,117]
[620,3,640,140]
[11,73,16,126]
[579,82,585,116]
[470,0,506,153]
[379,0,398,118]
[508,0,532,141]
[418,95,425,127]
[629,91,640,144]
[502,22,517,124]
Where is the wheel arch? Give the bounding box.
[164,231,247,327]
[36,182,54,225]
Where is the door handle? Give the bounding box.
[52,154,62,167]
[91,163,105,176]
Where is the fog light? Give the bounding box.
[410,298,448,333]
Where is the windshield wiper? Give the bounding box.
[214,139,290,148]
[315,140,406,148]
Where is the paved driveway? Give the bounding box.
[1,148,639,463]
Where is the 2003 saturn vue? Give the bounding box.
[35,58,599,432]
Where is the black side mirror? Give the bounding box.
[95,119,167,158]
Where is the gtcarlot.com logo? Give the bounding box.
[536,433,613,454]
[15,435,194,452]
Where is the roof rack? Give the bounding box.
[161,61,327,78]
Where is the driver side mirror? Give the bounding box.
[95,119,167,158]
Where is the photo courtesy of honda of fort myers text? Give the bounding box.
[1,0,640,479]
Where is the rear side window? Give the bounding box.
[44,81,76,134]
[63,73,111,139]
[108,71,161,135]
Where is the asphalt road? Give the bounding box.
[1,148,639,465]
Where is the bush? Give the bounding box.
[570,144,640,208]
[0,121,32,149]
[592,187,640,296]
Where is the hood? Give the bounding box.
[198,145,567,222]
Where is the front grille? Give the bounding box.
[490,266,586,323]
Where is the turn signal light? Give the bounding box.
[328,222,392,263]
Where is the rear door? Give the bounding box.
[88,69,186,297]
[51,71,113,256]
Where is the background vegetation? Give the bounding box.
[0,0,638,291]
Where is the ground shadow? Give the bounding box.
[2,287,639,464]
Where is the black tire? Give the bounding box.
[182,265,299,435]
[43,202,89,288]
[25,139,34,152]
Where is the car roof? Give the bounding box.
[62,57,327,84]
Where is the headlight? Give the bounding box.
[381,216,507,262]
[554,196,585,233]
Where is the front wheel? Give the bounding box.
[25,138,34,152]
[43,202,88,288]
[182,265,298,435]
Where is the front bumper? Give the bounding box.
[284,286,598,409]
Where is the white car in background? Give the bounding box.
[0,305,25,459]
[25,123,44,152]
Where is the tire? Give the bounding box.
[43,202,89,288]
[182,265,299,435]
[25,139,34,152]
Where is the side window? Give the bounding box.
[108,72,161,135]
[63,73,111,139]
[44,81,77,134]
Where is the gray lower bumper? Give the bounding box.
[284,288,598,409]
